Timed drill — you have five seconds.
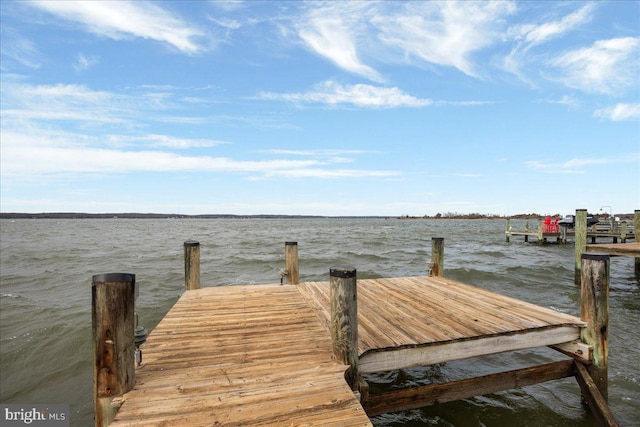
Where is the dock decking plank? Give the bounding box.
[111,284,372,426]
[297,276,585,372]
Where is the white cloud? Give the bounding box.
[525,153,640,174]
[28,0,204,54]
[371,1,515,78]
[259,80,432,108]
[594,103,640,121]
[0,30,42,69]
[548,37,640,95]
[107,134,231,149]
[297,4,383,82]
[73,53,99,72]
[512,3,594,47]
[504,3,594,82]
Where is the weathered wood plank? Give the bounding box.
[358,326,580,373]
[111,284,371,426]
[298,275,585,372]
[586,242,640,257]
[364,360,576,416]
[575,362,620,427]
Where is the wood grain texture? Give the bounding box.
[298,276,585,371]
[111,284,371,426]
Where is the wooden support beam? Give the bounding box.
[359,326,580,374]
[550,340,592,365]
[574,362,620,427]
[575,209,588,286]
[184,240,200,290]
[92,273,136,427]
[505,219,510,242]
[430,237,444,277]
[580,253,609,401]
[330,267,359,391]
[285,241,299,285]
[363,360,575,417]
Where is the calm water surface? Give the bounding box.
[1,218,638,426]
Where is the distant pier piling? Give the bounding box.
[92,273,136,427]
[574,209,588,286]
[184,240,200,290]
[285,241,299,284]
[330,267,359,391]
[636,210,640,278]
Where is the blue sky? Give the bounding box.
[1,1,638,216]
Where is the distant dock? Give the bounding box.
[505,210,637,245]
[92,240,620,426]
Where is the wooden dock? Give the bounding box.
[108,284,371,426]
[92,241,619,426]
[586,242,640,257]
[298,276,584,373]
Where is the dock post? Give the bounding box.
[285,242,299,284]
[330,267,359,391]
[537,221,543,245]
[505,219,510,242]
[431,237,444,277]
[580,253,609,402]
[574,209,588,286]
[633,209,640,280]
[524,220,529,243]
[184,240,200,290]
[92,273,136,427]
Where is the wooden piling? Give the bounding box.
[285,241,299,284]
[505,219,510,242]
[330,267,359,391]
[580,253,609,401]
[184,240,200,290]
[92,273,136,427]
[431,237,444,277]
[574,209,588,286]
[633,209,640,280]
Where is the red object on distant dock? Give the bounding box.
[543,216,559,233]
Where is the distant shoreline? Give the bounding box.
[2,212,629,220]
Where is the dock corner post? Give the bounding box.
[431,237,444,277]
[184,240,200,290]
[92,273,136,427]
[580,253,610,402]
[505,219,510,242]
[285,241,299,284]
[635,210,640,279]
[574,209,588,286]
[330,267,359,391]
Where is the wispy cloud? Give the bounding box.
[593,103,640,122]
[28,0,204,54]
[259,80,432,108]
[547,37,640,95]
[525,153,640,174]
[73,53,99,72]
[0,29,42,69]
[511,3,594,47]
[294,1,515,81]
[504,3,595,83]
[107,134,231,149]
[0,128,400,181]
[372,1,515,78]
[297,3,383,82]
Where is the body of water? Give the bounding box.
[1,218,638,426]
